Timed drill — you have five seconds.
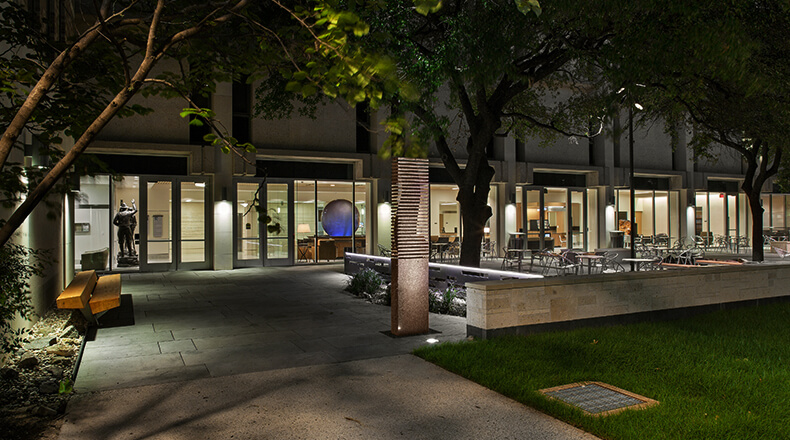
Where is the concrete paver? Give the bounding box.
[62,264,599,439]
[75,265,467,392]
[61,355,598,440]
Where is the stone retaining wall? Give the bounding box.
[466,264,790,339]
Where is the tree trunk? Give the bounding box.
[0,1,250,248]
[746,191,765,262]
[0,27,105,169]
[457,186,493,267]
[456,153,495,267]
[0,56,156,248]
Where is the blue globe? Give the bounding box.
[321,199,360,237]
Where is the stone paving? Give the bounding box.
[75,264,467,392]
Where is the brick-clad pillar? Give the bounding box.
[391,157,430,336]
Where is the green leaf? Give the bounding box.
[238,142,257,153]
[399,82,420,102]
[59,379,73,395]
[179,108,199,118]
[514,0,541,16]
[285,81,302,93]
[352,22,370,37]
[188,119,204,127]
[415,0,442,15]
[278,68,293,80]
[302,84,318,97]
[267,223,282,234]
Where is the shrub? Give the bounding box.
[0,243,46,354]
[373,284,392,306]
[429,285,467,317]
[346,268,384,298]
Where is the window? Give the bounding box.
[232,77,251,144]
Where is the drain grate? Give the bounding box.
[540,382,658,416]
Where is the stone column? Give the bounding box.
[391,157,430,336]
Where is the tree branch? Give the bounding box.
[449,71,476,132]
[412,104,463,183]
[502,111,589,138]
[93,0,132,86]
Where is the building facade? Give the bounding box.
[8,76,790,322]
[58,79,778,274]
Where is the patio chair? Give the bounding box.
[601,255,625,273]
[774,246,790,259]
[553,233,562,249]
[501,246,522,271]
[768,238,790,259]
[445,240,460,260]
[655,233,670,247]
[710,235,727,253]
[643,256,664,271]
[481,240,496,261]
[546,250,579,276]
[737,236,751,254]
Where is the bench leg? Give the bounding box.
[78,304,99,326]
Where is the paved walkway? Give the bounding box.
[74,265,467,391]
[61,264,599,439]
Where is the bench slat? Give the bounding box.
[57,270,97,309]
[89,274,122,314]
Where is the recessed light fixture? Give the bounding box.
[426,338,439,344]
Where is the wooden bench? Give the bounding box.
[57,270,122,324]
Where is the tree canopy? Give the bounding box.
[0,0,406,248]
[593,0,790,261]
[354,0,628,266]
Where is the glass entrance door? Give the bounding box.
[178,180,209,269]
[139,176,209,271]
[234,179,263,267]
[263,181,294,266]
[141,179,173,270]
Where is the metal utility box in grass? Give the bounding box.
[390,158,430,336]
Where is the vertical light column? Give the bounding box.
[213,200,233,270]
[391,157,430,336]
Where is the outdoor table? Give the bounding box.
[431,242,449,261]
[622,257,656,271]
[576,254,604,274]
[505,248,531,271]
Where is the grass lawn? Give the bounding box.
[414,302,790,440]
